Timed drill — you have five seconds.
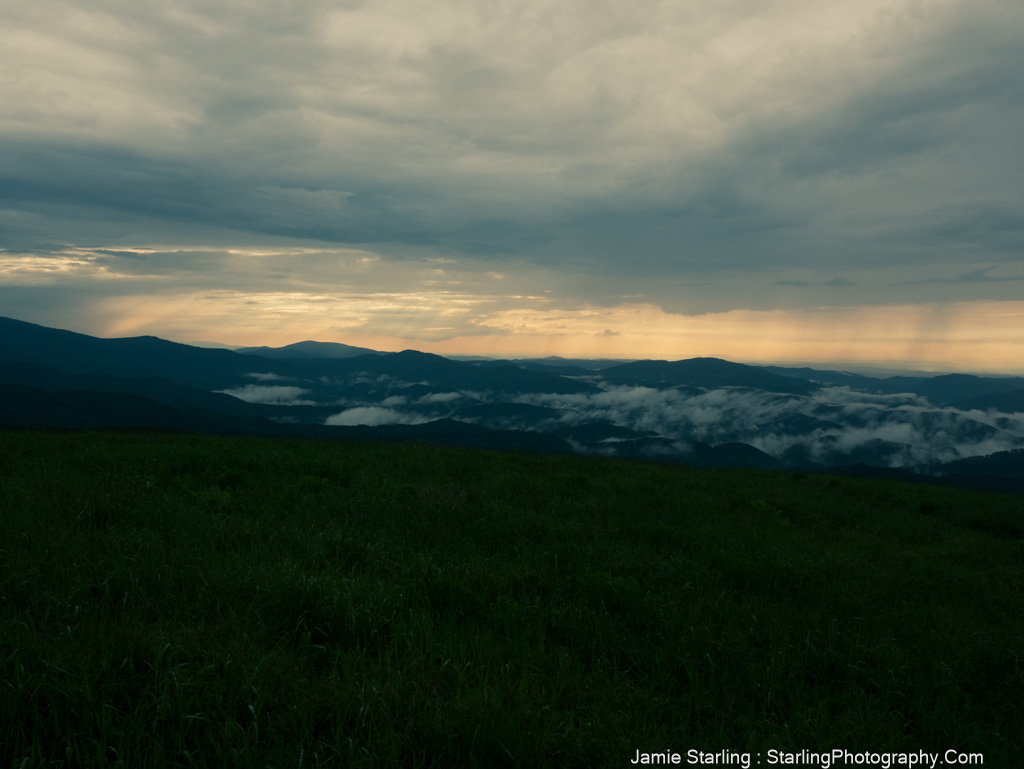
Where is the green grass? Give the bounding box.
[1,429,1022,767]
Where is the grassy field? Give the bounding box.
[1,429,1022,767]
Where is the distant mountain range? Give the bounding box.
[760,365,1024,407]
[236,340,386,359]
[600,357,819,395]
[2,316,1023,494]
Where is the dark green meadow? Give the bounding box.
[1,430,1022,767]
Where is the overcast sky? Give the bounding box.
[2,0,1023,370]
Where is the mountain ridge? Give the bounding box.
[236,340,387,359]
[3,316,1023,493]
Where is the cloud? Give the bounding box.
[895,266,1024,286]
[775,278,856,288]
[2,0,1023,359]
[324,406,430,427]
[245,372,289,381]
[217,385,313,405]
[513,383,1024,468]
[418,392,463,404]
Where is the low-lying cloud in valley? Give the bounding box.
[2,314,1021,482]
[325,406,431,427]
[512,385,1024,468]
[299,362,1024,470]
[217,385,314,406]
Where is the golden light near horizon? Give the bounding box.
[3,1,1023,376]
[91,290,1024,375]
[435,301,1024,373]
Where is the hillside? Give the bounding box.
[2,429,1021,766]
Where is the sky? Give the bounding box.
[2,0,1023,371]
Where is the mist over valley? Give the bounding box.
[3,316,1023,493]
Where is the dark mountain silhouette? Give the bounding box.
[467,356,631,372]
[932,448,1024,481]
[707,442,785,471]
[759,365,873,388]
[236,340,386,359]
[468,358,594,377]
[291,350,601,396]
[955,389,1024,413]
[455,402,564,431]
[877,373,1024,405]
[394,383,472,400]
[0,316,156,378]
[0,318,599,398]
[99,336,292,389]
[517,356,633,370]
[761,362,1024,405]
[757,413,845,435]
[0,385,579,458]
[554,421,649,444]
[0,317,294,389]
[0,362,262,418]
[601,358,819,395]
[816,436,910,467]
[0,384,276,435]
[599,435,784,471]
[3,316,1022,493]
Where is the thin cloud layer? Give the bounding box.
[325,406,430,427]
[2,0,1023,363]
[216,385,314,405]
[515,385,1024,467]
[309,375,1024,468]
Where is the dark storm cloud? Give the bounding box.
[895,267,1024,286]
[775,278,857,288]
[2,0,1023,326]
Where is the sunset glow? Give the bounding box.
[2,0,1022,372]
